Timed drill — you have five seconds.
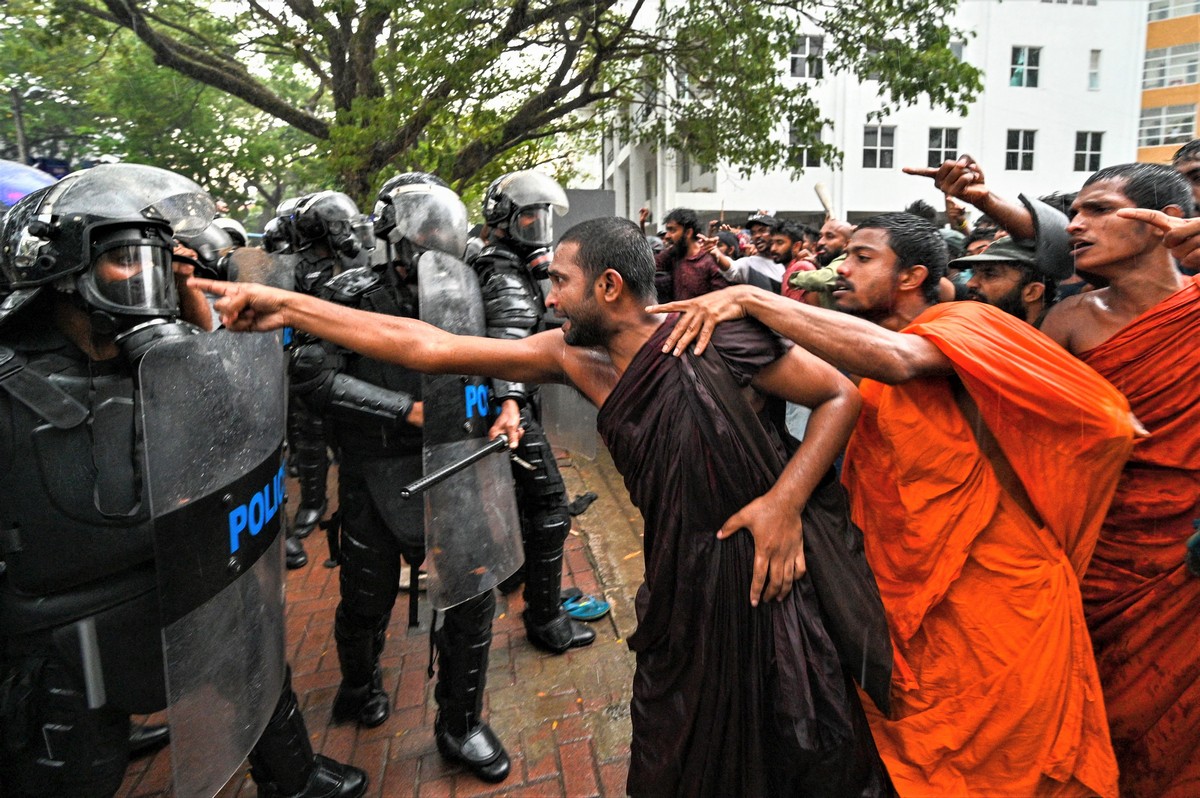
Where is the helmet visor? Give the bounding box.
[91,243,178,315]
[510,205,554,248]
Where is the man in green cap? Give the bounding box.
[954,236,1054,327]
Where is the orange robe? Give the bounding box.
[843,302,1133,797]
[1079,275,1200,798]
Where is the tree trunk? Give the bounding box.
[10,88,29,163]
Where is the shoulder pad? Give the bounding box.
[0,346,88,429]
[472,245,524,271]
[321,267,382,304]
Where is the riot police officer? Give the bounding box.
[288,174,511,783]
[180,215,311,570]
[274,193,357,564]
[0,164,365,798]
[473,170,596,654]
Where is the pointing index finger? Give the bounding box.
[188,276,232,295]
[1114,207,1184,231]
[902,166,939,178]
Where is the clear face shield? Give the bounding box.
[509,204,554,249]
[85,228,179,317]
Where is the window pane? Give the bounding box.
[1075,153,1087,171]
[947,129,959,148]
[929,128,942,148]
[1006,151,1019,170]
[1022,152,1034,170]
[1076,131,1087,148]
[881,127,895,146]
[1007,130,1019,148]
[864,150,878,169]
[865,127,878,146]
[880,150,894,169]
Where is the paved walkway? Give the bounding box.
[119,444,645,797]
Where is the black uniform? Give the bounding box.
[0,306,361,798]
[471,241,592,652]
[291,265,498,746]
[286,253,333,546]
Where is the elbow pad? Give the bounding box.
[289,343,341,396]
[325,373,414,426]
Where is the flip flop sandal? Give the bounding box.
[562,594,611,621]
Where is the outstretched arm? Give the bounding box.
[191,277,567,386]
[721,346,861,607]
[650,285,952,383]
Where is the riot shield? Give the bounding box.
[229,248,296,290]
[418,250,522,609]
[539,382,598,460]
[139,329,288,798]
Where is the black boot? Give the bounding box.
[331,608,390,728]
[286,535,308,569]
[292,502,326,539]
[433,593,510,783]
[289,403,329,538]
[522,516,595,654]
[249,678,366,798]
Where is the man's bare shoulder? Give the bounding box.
[544,333,622,407]
[1040,289,1110,352]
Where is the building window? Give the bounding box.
[928,127,959,167]
[1148,0,1200,21]
[1088,50,1101,90]
[1005,129,1036,171]
[863,125,896,169]
[1142,44,1200,89]
[678,150,691,183]
[1138,105,1197,147]
[788,124,822,168]
[1074,132,1103,171]
[1010,47,1041,88]
[790,36,824,79]
[950,41,965,61]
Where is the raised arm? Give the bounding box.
[650,285,953,384]
[904,155,1036,241]
[191,277,567,386]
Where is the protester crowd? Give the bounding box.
[2,137,1199,798]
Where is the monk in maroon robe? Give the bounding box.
[194,217,895,797]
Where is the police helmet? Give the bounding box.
[376,173,468,259]
[213,216,248,247]
[481,170,569,250]
[0,163,213,325]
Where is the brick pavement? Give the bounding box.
[118,446,644,798]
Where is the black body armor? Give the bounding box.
[470,243,545,404]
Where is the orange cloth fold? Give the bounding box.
[1079,275,1200,798]
[844,302,1133,797]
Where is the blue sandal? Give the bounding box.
[562,593,611,621]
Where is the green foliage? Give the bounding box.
[13,0,980,213]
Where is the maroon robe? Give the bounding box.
[596,317,894,797]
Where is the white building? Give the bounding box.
[601,0,1149,227]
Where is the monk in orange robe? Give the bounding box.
[1041,164,1200,798]
[654,212,1134,797]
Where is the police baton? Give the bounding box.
[401,434,515,500]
